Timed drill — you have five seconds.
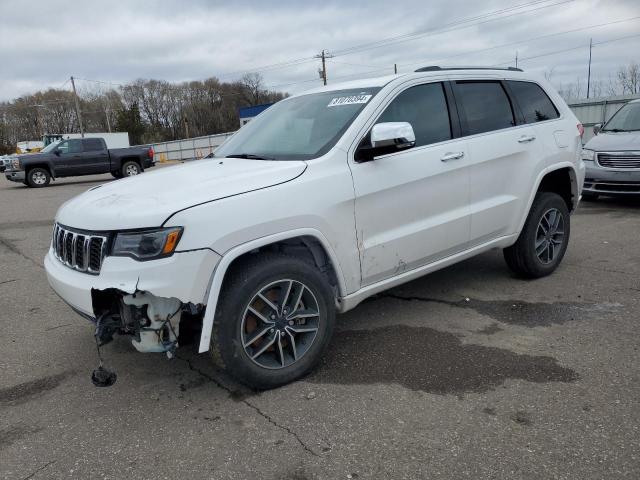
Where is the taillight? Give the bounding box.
[148,147,154,159]
[577,123,584,138]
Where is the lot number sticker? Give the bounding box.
[327,94,372,107]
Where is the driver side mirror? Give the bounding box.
[53,148,61,156]
[356,122,416,162]
[593,123,602,136]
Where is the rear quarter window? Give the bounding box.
[508,81,560,123]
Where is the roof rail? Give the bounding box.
[414,66,523,72]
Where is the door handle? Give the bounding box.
[441,151,465,162]
[518,135,536,143]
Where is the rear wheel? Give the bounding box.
[121,161,140,177]
[503,192,570,278]
[211,253,335,389]
[27,168,50,188]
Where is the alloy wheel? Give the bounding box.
[32,171,47,185]
[535,208,565,265]
[240,279,320,369]
[125,164,139,176]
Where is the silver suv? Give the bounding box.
[582,99,640,198]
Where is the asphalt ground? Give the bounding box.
[1,169,639,479]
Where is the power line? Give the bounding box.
[331,0,574,57]
[396,16,640,69]
[492,32,640,67]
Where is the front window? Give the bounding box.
[602,102,640,132]
[40,141,61,153]
[376,82,452,147]
[214,87,381,160]
[57,139,82,154]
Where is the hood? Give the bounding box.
[56,158,307,231]
[585,131,640,151]
[17,152,45,160]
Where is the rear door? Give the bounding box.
[505,80,564,167]
[351,81,471,286]
[452,79,547,245]
[81,138,110,174]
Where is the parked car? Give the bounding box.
[0,155,10,173]
[45,66,584,389]
[581,99,640,198]
[4,137,154,187]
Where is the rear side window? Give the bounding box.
[455,81,515,135]
[377,82,451,147]
[83,138,104,152]
[508,81,559,123]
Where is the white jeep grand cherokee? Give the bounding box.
[45,66,585,389]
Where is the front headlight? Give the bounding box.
[112,227,183,260]
[581,149,595,161]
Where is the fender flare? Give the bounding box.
[197,228,348,353]
[515,162,579,235]
[26,161,57,179]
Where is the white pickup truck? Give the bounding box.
[45,66,585,389]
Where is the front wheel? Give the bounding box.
[503,192,570,278]
[121,161,140,177]
[211,254,336,389]
[27,167,51,188]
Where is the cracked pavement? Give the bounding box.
[1,171,639,479]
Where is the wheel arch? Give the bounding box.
[26,162,55,178]
[119,157,144,171]
[197,228,347,353]
[515,164,579,235]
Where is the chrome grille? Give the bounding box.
[597,152,640,169]
[52,224,108,274]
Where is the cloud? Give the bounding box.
[1,0,639,100]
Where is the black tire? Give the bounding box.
[121,161,140,177]
[503,192,570,278]
[211,253,336,389]
[581,192,599,201]
[111,170,123,179]
[26,167,51,188]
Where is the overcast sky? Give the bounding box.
[1,0,638,101]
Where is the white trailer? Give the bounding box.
[43,132,130,149]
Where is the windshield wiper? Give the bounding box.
[225,153,274,160]
[602,128,629,133]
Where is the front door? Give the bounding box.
[54,139,84,175]
[350,82,471,287]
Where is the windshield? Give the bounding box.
[215,87,381,160]
[602,102,640,132]
[40,141,60,153]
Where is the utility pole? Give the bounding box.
[70,76,85,137]
[315,50,333,86]
[105,107,112,133]
[32,104,44,138]
[183,117,190,139]
[394,63,398,74]
[587,38,593,99]
[515,51,518,69]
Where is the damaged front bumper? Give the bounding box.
[45,247,221,352]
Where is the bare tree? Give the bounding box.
[617,62,640,94]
